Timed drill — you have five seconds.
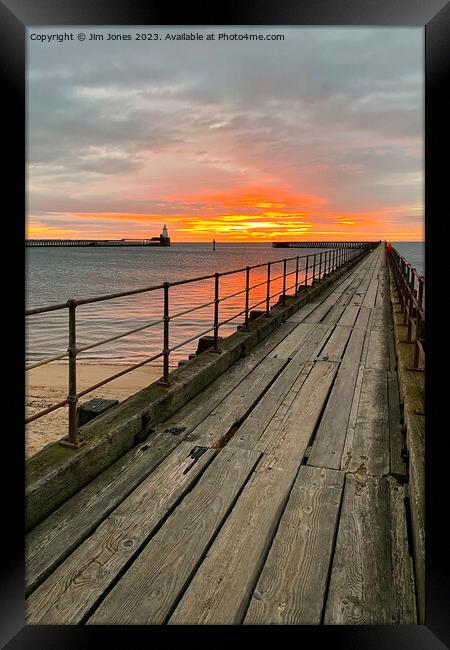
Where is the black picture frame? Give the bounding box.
[2,1,448,647]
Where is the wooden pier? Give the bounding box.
[26,226,171,247]
[25,244,422,625]
[25,237,170,247]
[272,240,378,248]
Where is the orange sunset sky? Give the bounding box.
[27,27,424,242]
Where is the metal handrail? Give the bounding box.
[25,244,376,446]
[389,245,425,370]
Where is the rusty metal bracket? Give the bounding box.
[59,436,85,450]
[157,378,175,387]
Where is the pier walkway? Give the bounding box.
[26,244,418,625]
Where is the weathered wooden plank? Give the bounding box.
[168,453,300,625]
[244,466,345,624]
[334,255,375,293]
[286,268,359,325]
[362,268,380,308]
[286,300,321,323]
[25,322,295,595]
[346,368,389,476]
[256,361,338,463]
[324,474,393,624]
[229,358,310,451]
[371,306,387,331]
[187,356,287,447]
[88,446,261,625]
[388,371,407,481]
[337,303,360,328]
[26,442,216,624]
[351,281,371,306]
[354,369,388,429]
[269,322,316,359]
[303,293,343,323]
[152,321,294,434]
[341,364,364,471]
[288,323,332,361]
[244,361,315,452]
[355,251,382,308]
[230,325,332,450]
[388,478,417,623]
[365,329,389,370]
[375,271,387,309]
[26,434,183,596]
[386,273,398,372]
[351,305,372,331]
[307,309,371,470]
[317,325,352,362]
[322,271,367,324]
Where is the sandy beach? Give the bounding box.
[25,363,164,459]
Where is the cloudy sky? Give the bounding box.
[27,27,423,241]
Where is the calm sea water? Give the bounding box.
[25,241,424,366]
[391,242,424,276]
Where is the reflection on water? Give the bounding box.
[25,243,341,366]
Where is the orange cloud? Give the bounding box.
[27,190,423,242]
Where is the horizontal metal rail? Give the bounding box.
[25,244,376,447]
[389,245,425,370]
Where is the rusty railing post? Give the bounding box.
[244,266,250,331]
[304,255,309,289]
[318,252,323,281]
[414,316,423,368]
[417,276,423,309]
[418,276,424,310]
[68,300,78,444]
[312,253,317,284]
[407,268,416,341]
[60,299,83,448]
[404,266,410,324]
[212,272,221,352]
[282,258,287,304]
[266,261,271,315]
[158,282,173,385]
[295,257,299,295]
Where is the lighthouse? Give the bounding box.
[160,224,170,246]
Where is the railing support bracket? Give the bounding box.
[59,436,85,450]
[157,378,175,387]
